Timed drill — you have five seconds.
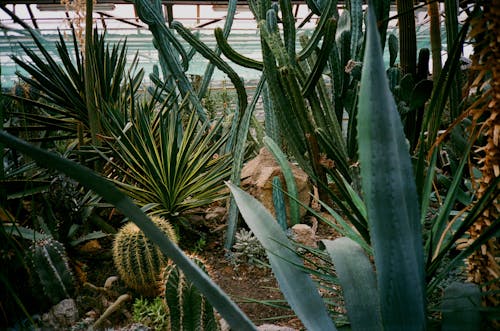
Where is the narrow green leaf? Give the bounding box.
[227,182,337,331]
[356,6,425,329]
[323,238,382,331]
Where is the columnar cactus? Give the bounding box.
[159,256,219,331]
[112,216,178,296]
[29,238,75,305]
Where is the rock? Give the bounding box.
[291,223,317,248]
[41,298,79,330]
[241,147,311,224]
[205,206,227,221]
[257,324,298,331]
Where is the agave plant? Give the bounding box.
[100,90,232,227]
[227,5,498,330]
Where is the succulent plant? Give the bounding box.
[112,216,178,296]
[159,255,220,331]
[29,238,75,305]
[232,228,267,268]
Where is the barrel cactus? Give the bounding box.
[159,255,220,331]
[112,216,178,296]
[29,238,75,305]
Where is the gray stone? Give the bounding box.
[42,298,79,330]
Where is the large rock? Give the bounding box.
[41,298,79,330]
[241,147,311,224]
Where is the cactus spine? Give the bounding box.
[29,238,75,305]
[160,256,219,331]
[112,216,178,296]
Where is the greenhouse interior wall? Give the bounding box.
[0,2,457,90]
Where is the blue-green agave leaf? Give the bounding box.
[227,182,337,331]
[356,6,425,329]
[322,238,382,331]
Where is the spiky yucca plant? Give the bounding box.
[466,2,500,308]
[112,216,178,296]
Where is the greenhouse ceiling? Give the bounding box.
[0,1,424,87]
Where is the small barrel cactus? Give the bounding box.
[112,216,178,296]
[159,255,220,331]
[29,238,75,305]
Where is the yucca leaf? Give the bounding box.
[322,237,382,331]
[0,130,257,331]
[356,6,425,329]
[227,182,337,331]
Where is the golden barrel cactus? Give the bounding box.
[112,216,178,296]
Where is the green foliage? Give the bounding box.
[9,28,143,147]
[112,215,177,296]
[264,136,300,226]
[132,297,170,330]
[232,229,268,268]
[357,6,425,327]
[160,256,220,331]
[28,238,75,305]
[102,97,232,224]
[228,5,496,330]
[134,0,207,121]
[222,0,371,249]
[272,177,287,231]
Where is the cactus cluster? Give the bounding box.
[159,255,220,331]
[29,238,75,305]
[112,215,178,296]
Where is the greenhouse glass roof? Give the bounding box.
[0,1,438,88]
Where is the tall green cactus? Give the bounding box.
[29,238,75,305]
[160,256,220,331]
[112,215,178,296]
[133,0,207,122]
[272,176,288,231]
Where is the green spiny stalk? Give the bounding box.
[29,238,75,305]
[272,177,288,231]
[134,0,207,122]
[279,0,296,65]
[297,0,337,61]
[302,18,337,97]
[396,0,417,75]
[215,28,263,71]
[197,0,238,99]
[171,21,248,116]
[349,0,363,61]
[160,256,220,331]
[264,136,301,226]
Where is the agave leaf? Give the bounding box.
[227,182,337,331]
[441,282,481,331]
[0,130,257,331]
[356,7,425,329]
[3,224,51,241]
[322,238,382,331]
